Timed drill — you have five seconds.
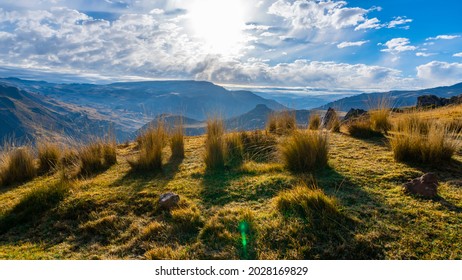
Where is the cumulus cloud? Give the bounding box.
[417,61,462,86]
[267,0,368,30]
[387,16,412,29]
[453,52,462,57]
[416,52,436,57]
[380,38,416,54]
[354,18,382,30]
[337,40,369,48]
[426,35,460,41]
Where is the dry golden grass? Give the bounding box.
[204,117,225,170]
[37,142,61,175]
[267,111,296,135]
[170,123,185,159]
[240,130,277,162]
[280,130,329,173]
[129,122,166,172]
[308,113,321,130]
[78,139,117,176]
[347,119,383,138]
[0,146,36,187]
[225,132,244,166]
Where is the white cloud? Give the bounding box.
[387,16,412,29]
[268,0,368,30]
[417,61,462,86]
[416,52,436,57]
[354,18,382,30]
[381,38,416,54]
[454,52,462,57]
[337,40,369,48]
[426,35,461,41]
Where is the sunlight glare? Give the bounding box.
[188,0,248,56]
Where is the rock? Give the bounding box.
[403,173,438,198]
[343,108,367,121]
[321,107,337,128]
[417,94,462,108]
[158,192,180,210]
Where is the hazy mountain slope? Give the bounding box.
[0,78,286,131]
[0,83,130,143]
[316,82,462,111]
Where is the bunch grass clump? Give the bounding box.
[280,130,329,173]
[369,94,392,134]
[225,132,244,166]
[240,130,277,162]
[347,119,383,138]
[267,110,296,135]
[79,138,117,176]
[389,118,459,164]
[308,113,321,130]
[37,142,61,174]
[0,145,36,187]
[170,122,185,159]
[130,122,166,172]
[204,117,225,170]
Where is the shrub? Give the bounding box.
[240,130,277,162]
[347,119,383,139]
[0,146,36,187]
[280,130,329,173]
[37,142,61,175]
[204,117,225,170]
[129,122,166,172]
[389,120,459,164]
[225,133,244,166]
[308,114,321,130]
[170,122,185,159]
[275,183,340,227]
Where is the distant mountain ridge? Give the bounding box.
[0,82,130,143]
[0,78,286,133]
[316,82,462,111]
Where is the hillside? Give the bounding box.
[0,78,286,131]
[1,105,461,259]
[317,82,462,111]
[0,83,130,143]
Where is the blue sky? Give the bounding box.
[0,0,461,92]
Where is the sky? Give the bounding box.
[0,0,461,92]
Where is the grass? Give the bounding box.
[1,105,462,260]
[240,130,277,162]
[129,123,165,172]
[225,133,244,167]
[204,117,225,171]
[369,95,392,134]
[280,130,329,173]
[308,113,321,130]
[170,122,185,159]
[0,146,36,187]
[37,142,61,175]
[79,139,117,176]
[347,119,383,139]
[267,111,296,135]
[389,119,459,164]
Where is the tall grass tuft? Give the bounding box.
[369,95,392,133]
[225,132,244,166]
[280,130,329,173]
[204,117,225,170]
[389,118,459,164]
[130,122,166,172]
[37,142,61,174]
[0,145,37,187]
[275,183,340,227]
[308,113,321,130]
[347,119,383,138]
[170,121,185,159]
[267,110,296,135]
[79,137,117,176]
[240,130,277,162]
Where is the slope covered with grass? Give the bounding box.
[0,106,461,259]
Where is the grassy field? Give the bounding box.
[0,106,461,259]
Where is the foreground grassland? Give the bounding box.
[1,108,461,259]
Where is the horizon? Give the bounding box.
[0,1,461,93]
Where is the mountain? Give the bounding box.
[316,82,462,111]
[0,82,130,144]
[0,78,286,133]
[137,104,312,136]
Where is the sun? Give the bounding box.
[187,0,249,56]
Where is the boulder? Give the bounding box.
[158,192,180,210]
[403,173,438,198]
[343,108,367,121]
[416,94,462,108]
